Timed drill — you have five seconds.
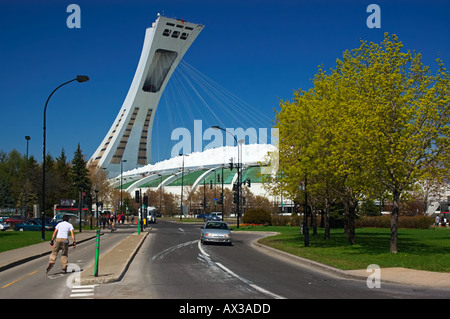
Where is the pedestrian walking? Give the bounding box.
[109,213,116,231]
[102,213,108,229]
[46,215,76,274]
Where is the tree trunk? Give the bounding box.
[311,204,317,236]
[390,191,400,253]
[347,202,356,245]
[324,197,330,240]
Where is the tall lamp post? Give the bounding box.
[41,75,89,240]
[212,126,241,228]
[24,136,31,218]
[120,159,127,214]
[157,174,163,214]
[180,154,188,221]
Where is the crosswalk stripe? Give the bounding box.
[70,285,97,298]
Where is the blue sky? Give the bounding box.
[1,0,449,164]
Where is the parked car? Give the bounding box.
[200,221,232,245]
[32,218,57,231]
[14,220,41,231]
[203,212,222,221]
[14,219,56,231]
[0,222,10,231]
[52,213,82,225]
[3,216,25,227]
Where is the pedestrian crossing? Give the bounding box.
[70,284,97,298]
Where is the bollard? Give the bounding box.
[94,229,100,277]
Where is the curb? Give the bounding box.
[250,233,450,289]
[249,232,347,276]
[77,231,148,285]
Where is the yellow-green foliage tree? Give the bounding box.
[270,33,449,252]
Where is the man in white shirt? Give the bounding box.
[46,215,76,274]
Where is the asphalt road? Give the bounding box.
[97,220,450,300]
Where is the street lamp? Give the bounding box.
[120,159,127,214]
[211,126,242,228]
[23,136,31,218]
[41,75,89,240]
[157,174,163,215]
[180,154,189,221]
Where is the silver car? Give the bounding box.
[200,221,232,245]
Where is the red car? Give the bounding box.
[3,216,25,227]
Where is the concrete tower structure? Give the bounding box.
[90,15,204,176]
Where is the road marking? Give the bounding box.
[2,270,39,288]
[215,262,285,299]
[70,285,96,298]
[197,240,210,257]
[152,240,198,261]
[198,241,285,299]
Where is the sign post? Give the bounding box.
[94,229,100,277]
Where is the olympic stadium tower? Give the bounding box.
[90,15,204,177]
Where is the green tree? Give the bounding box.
[70,144,91,205]
[351,34,450,252]
[271,33,449,252]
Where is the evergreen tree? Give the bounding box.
[70,144,91,206]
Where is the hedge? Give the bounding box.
[355,215,434,229]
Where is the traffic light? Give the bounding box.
[143,195,148,207]
[229,159,233,170]
[135,190,140,203]
[233,191,239,204]
[233,183,238,191]
[247,179,251,187]
[218,192,224,204]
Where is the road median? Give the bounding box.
[77,231,148,285]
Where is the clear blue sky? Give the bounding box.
[1,0,449,164]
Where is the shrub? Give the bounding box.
[271,215,301,226]
[355,215,434,229]
[242,208,272,225]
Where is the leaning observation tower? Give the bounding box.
[90,15,204,177]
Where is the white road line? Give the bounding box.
[215,262,285,299]
[198,241,285,299]
[70,293,94,298]
[152,240,199,261]
[70,285,97,298]
[197,240,210,257]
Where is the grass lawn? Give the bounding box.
[0,226,93,253]
[235,225,450,273]
[0,231,53,253]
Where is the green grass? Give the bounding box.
[0,231,53,253]
[235,225,450,272]
[0,225,94,253]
